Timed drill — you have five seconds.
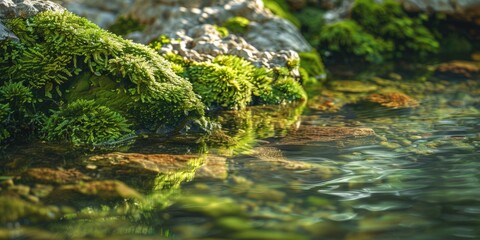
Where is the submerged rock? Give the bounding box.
[86,152,227,180]
[435,61,480,80]
[46,180,141,204]
[276,126,376,145]
[365,92,419,108]
[0,196,62,224]
[329,80,379,93]
[19,168,91,185]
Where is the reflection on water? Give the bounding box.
[0,78,479,239]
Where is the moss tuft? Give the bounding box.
[43,99,133,146]
[223,17,250,34]
[318,20,393,63]
[108,16,144,36]
[263,0,301,28]
[298,51,326,82]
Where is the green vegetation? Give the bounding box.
[223,16,250,34]
[317,0,439,63]
[263,0,301,28]
[108,16,144,36]
[0,11,205,145]
[183,55,306,108]
[214,25,229,38]
[298,51,326,82]
[0,11,308,146]
[318,20,393,63]
[43,99,133,146]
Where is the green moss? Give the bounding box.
[0,81,42,144]
[0,103,11,142]
[223,16,250,34]
[108,16,144,36]
[147,35,171,51]
[298,51,326,81]
[263,0,301,28]
[351,0,439,59]
[186,58,254,109]
[43,99,133,146]
[214,25,229,38]
[0,11,206,144]
[318,20,392,63]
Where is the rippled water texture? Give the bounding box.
[1,77,479,239]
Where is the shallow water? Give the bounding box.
[1,77,479,239]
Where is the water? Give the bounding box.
[0,77,479,239]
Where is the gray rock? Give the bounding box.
[51,0,133,28]
[125,0,311,69]
[0,0,64,41]
[399,0,480,24]
[0,0,64,19]
[0,22,18,42]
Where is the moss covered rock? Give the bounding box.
[0,10,205,145]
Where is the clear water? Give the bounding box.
[1,78,479,240]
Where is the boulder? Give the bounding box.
[125,0,312,69]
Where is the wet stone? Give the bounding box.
[365,92,419,108]
[20,168,91,185]
[46,180,142,205]
[435,61,480,80]
[329,80,379,93]
[0,196,62,224]
[276,126,376,145]
[86,152,227,180]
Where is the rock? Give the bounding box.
[0,0,64,19]
[20,168,91,185]
[0,22,18,42]
[125,0,311,69]
[0,0,64,41]
[51,0,133,28]
[86,152,227,180]
[329,80,379,93]
[46,180,142,204]
[435,61,480,79]
[0,196,62,224]
[277,126,376,145]
[400,0,480,24]
[365,92,419,108]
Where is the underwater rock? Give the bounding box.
[86,152,227,180]
[276,126,376,145]
[0,196,62,224]
[46,180,142,204]
[329,80,379,93]
[19,168,91,185]
[435,61,480,80]
[365,92,419,108]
